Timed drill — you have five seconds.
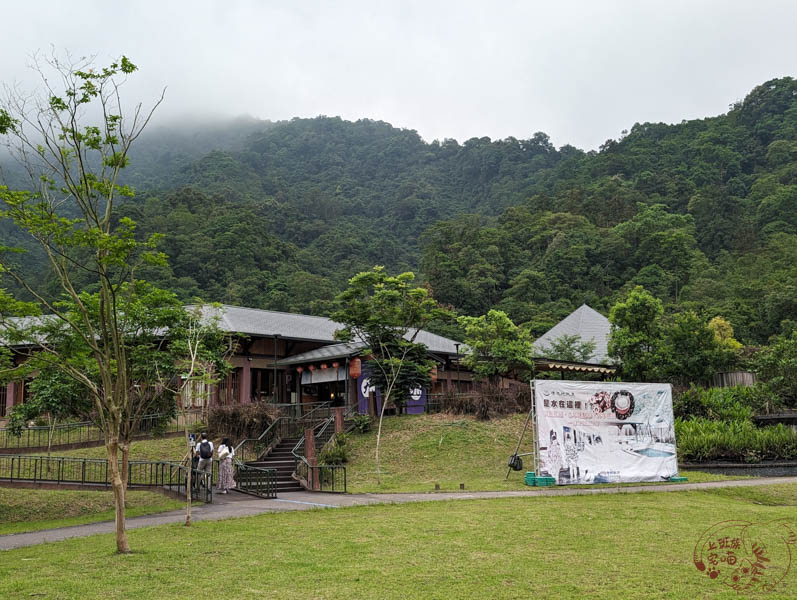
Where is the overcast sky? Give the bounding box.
[3,1,796,150]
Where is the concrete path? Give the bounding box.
[2,475,797,551]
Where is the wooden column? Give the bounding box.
[4,382,15,413]
[305,427,319,491]
[240,363,251,404]
[335,406,344,434]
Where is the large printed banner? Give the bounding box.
[535,380,678,485]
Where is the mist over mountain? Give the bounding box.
[3,77,796,344]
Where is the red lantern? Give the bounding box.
[296,366,304,374]
[320,363,328,370]
[332,361,340,368]
[349,357,362,379]
[430,365,438,382]
[308,364,316,372]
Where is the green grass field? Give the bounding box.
[344,414,740,492]
[1,483,795,598]
[0,487,182,535]
[18,436,189,462]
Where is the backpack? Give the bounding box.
[198,440,212,459]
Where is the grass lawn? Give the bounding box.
[19,436,189,463]
[0,487,182,535]
[1,484,795,598]
[344,414,743,493]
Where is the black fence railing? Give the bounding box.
[292,416,347,493]
[235,463,277,499]
[0,453,213,502]
[0,410,204,451]
[233,402,332,464]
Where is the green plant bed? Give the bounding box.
[0,488,182,535]
[676,418,797,463]
[1,485,797,598]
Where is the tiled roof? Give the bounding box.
[200,304,463,356]
[533,304,612,363]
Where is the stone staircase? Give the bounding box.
[246,437,303,493]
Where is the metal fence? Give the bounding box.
[0,453,213,503]
[292,416,347,493]
[233,402,332,464]
[235,463,277,499]
[0,410,204,451]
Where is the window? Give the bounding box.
[0,384,6,417]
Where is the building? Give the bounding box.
[1,304,470,420]
[533,304,612,363]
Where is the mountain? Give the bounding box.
[3,78,796,344]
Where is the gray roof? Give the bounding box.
[276,342,365,366]
[533,304,612,363]
[201,304,463,356]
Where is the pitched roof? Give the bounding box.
[200,304,462,356]
[533,304,612,363]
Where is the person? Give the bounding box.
[196,432,214,477]
[217,437,236,494]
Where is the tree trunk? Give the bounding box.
[374,390,391,485]
[106,439,131,553]
[184,420,192,526]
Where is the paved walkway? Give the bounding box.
[2,475,797,551]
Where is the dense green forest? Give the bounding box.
[2,77,796,344]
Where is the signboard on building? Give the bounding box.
[534,380,678,484]
[356,370,427,415]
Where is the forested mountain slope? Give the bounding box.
[4,78,796,344]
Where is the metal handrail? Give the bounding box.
[291,414,346,493]
[235,463,277,499]
[233,402,334,465]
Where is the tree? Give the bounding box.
[332,267,449,484]
[753,332,797,408]
[608,286,663,381]
[457,310,534,380]
[658,311,728,385]
[539,334,596,363]
[5,368,92,458]
[0,53,165,553]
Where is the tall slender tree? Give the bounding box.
[0,52,166,553]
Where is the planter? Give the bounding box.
[679,461,797,477]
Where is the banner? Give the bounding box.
[534,380,678,484]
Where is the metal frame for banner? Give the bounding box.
[505,380,538,479]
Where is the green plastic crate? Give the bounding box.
[534,476,556,487]
[668,476,688,482]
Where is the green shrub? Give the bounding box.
[207,403,281,440]
[673,385,773,421]
[319,433,349,465]
[351,414,371,434]
[676,418,797,463]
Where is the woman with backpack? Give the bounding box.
[217,437,236,494]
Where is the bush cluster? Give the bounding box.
[207,403,281,441]
[438,383,531,421]
[319,433,349,465]
[674,384,797,463]
[676,419,797,463]
[673,384,775,421]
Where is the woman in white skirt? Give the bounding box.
[217,437,236,494]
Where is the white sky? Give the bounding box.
[2,1,796,149]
